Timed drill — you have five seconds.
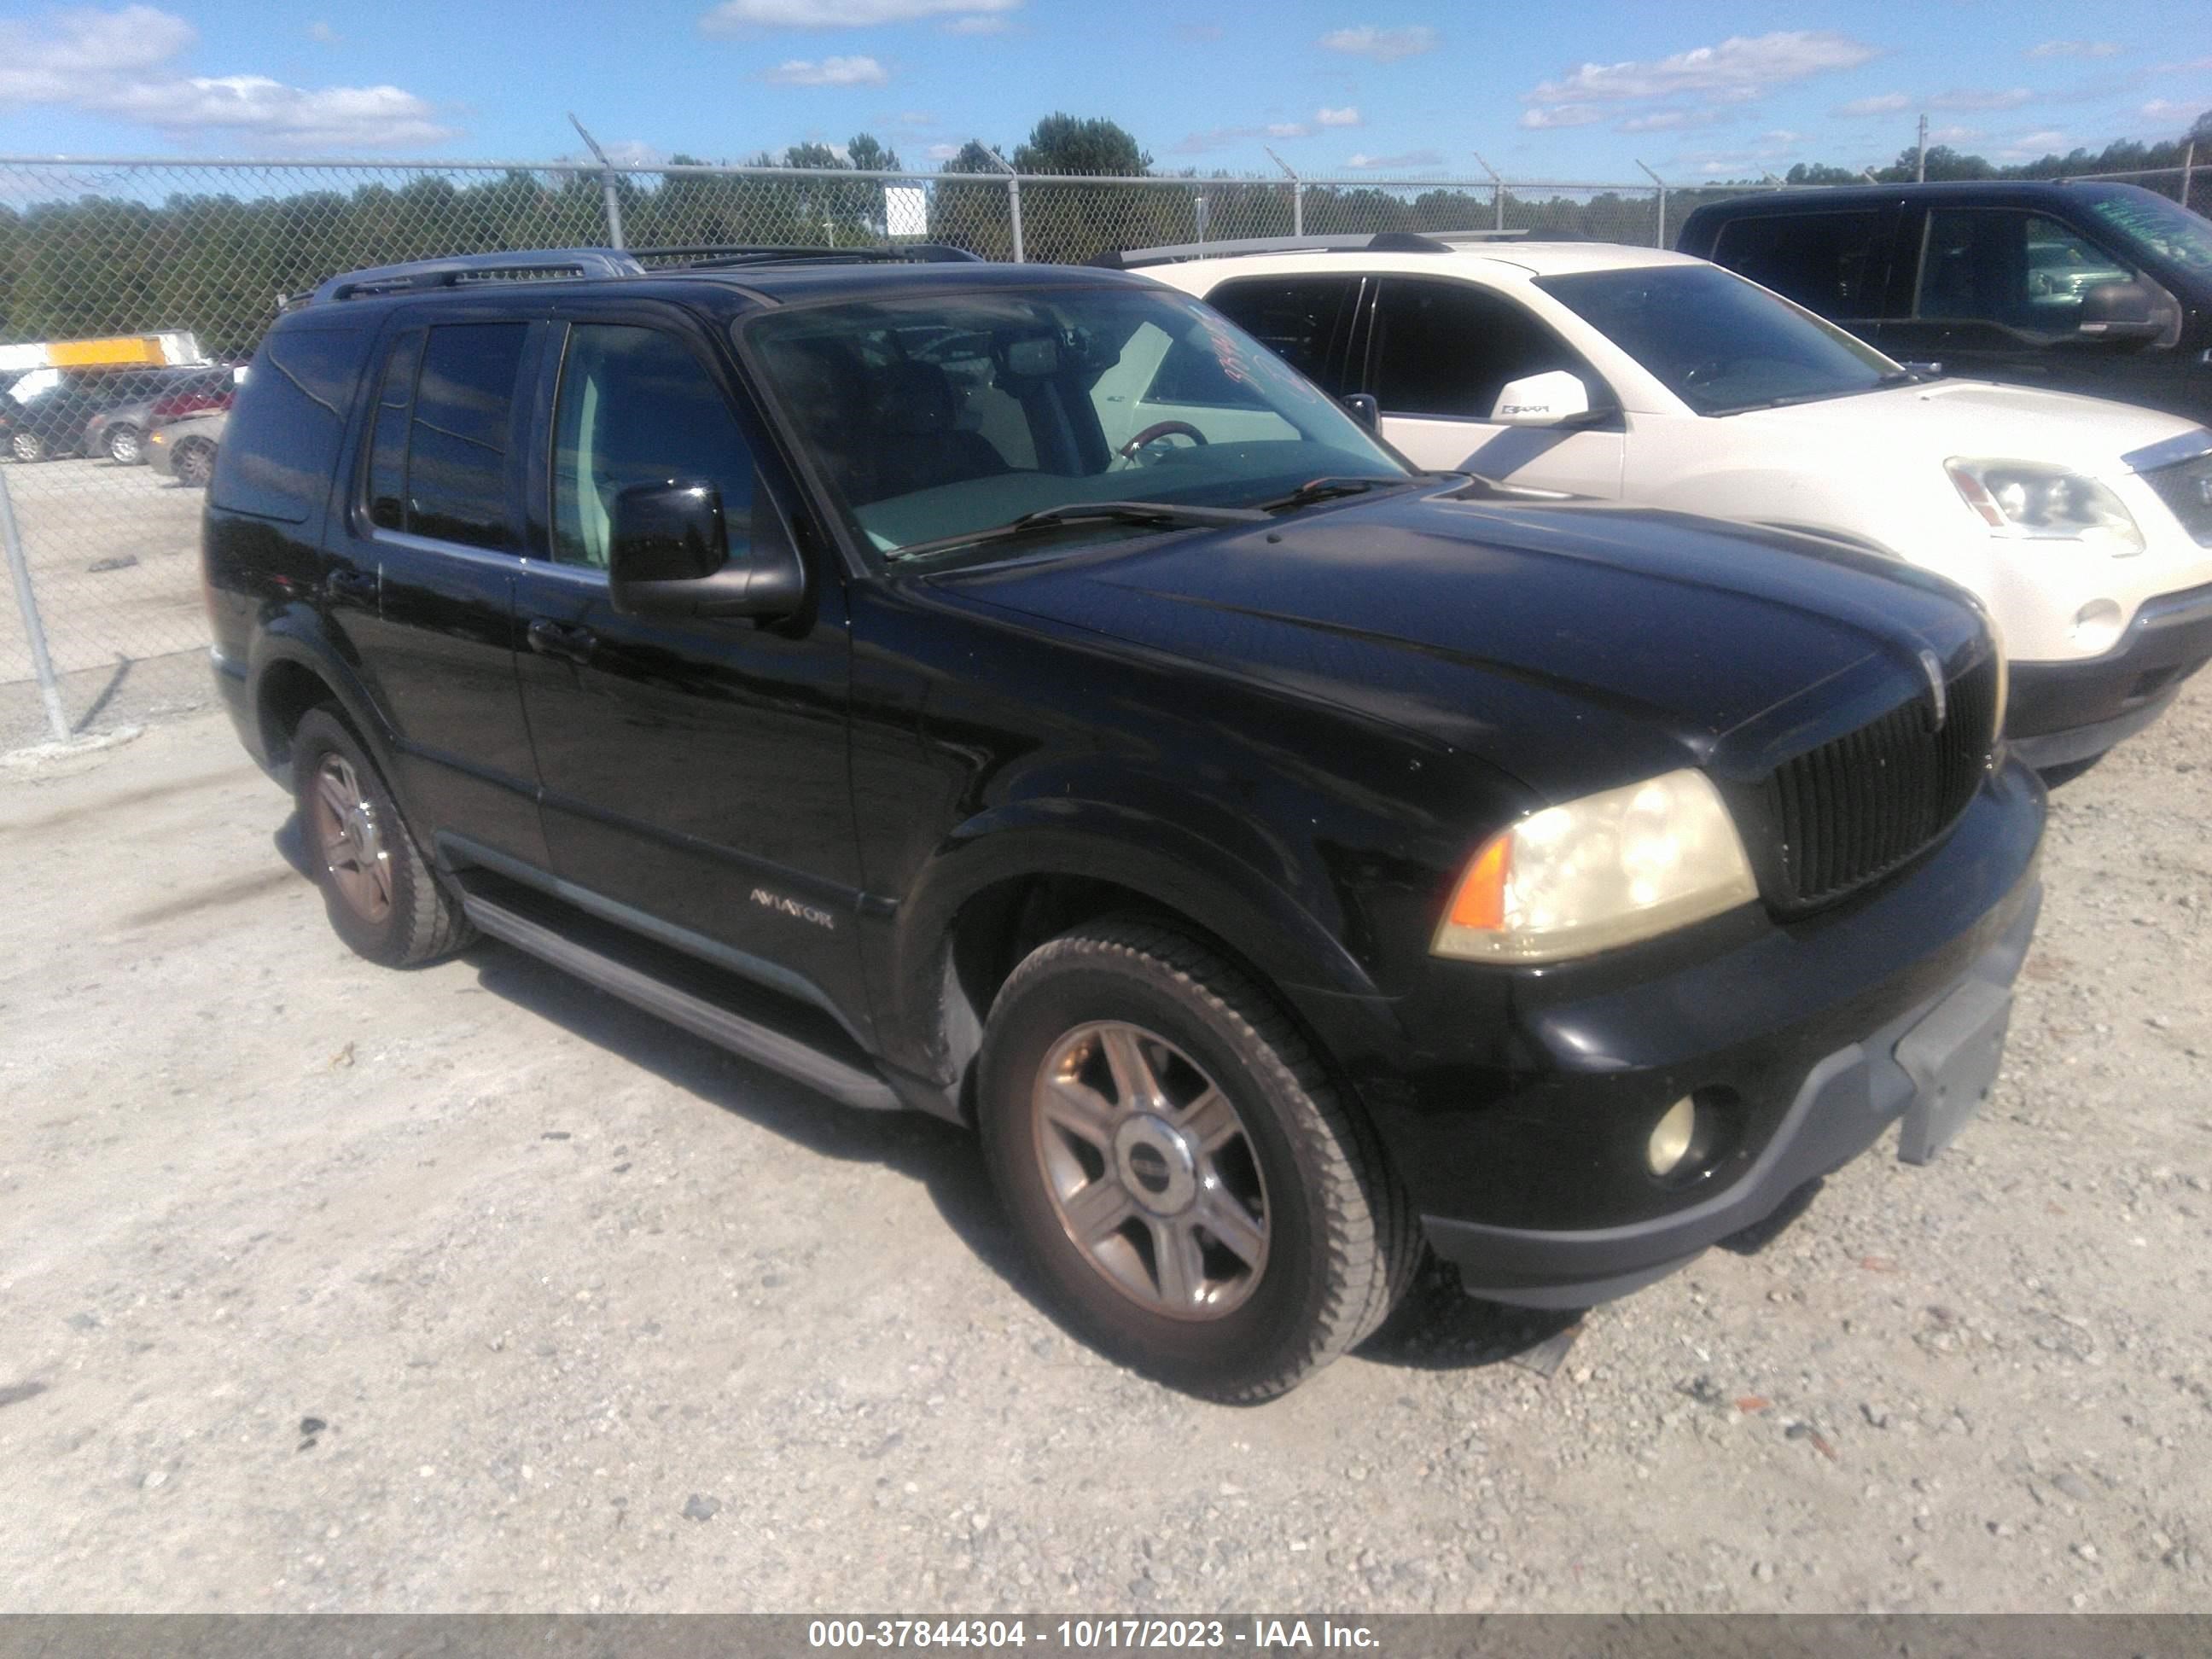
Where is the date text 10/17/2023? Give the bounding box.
[806,1620,1382,1650]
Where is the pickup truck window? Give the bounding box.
[1710,209,1890,317]
[551,324,757,570]
[743,284,1407,560]
[1917,209,2138,334]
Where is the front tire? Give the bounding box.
[106,424,143,464]
[977,919,1417,1401]
[291,707,474,968]
[172,438,214,486]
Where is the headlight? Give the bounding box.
[1433,770,1759,963]
[1945,458,2144,554]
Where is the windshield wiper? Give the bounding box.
[884,499,1267,565]
[1254,475,1400,513]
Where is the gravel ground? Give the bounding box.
[0,680,2208,1615]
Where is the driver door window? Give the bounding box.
[1916,210,2136,335]
[551,324,756,569]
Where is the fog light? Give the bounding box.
[1647,1096,1697,1177]
[2071,599,2123,654]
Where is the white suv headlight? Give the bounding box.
[1432,770,1759,963]
[1945,458,2144,554]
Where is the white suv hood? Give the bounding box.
[1733,377,2202,474]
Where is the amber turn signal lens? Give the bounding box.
[1446,832,1511,933]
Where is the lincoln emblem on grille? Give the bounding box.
[1918,649,1948,733]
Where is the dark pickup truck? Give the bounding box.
[204,246,2045,1400]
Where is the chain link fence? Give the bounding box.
[0,154,1679,747]
[12,152,2208,743]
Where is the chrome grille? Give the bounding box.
[1764,656,1998,907]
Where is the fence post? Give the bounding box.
[982,148,1025,263]
[1473,152,1505,231]
[568,114,627,250]
[2184,140,2197,211]
[1635,160,1666,247]
[0,467,69,745]
[1264,147,1301,237]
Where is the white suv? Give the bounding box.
[1133,235,2212,773]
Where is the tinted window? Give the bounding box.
[1368,279,1592,419]
[1540,264,1895,416]
[365,329,422,532]
[405,323,527,549]
[1710,210,1890,317]
[552,325,756,570]
[1202,276,1356,390]
[1917,209,2138,334]
[210,324,366,524]
[1145,332,1270,408]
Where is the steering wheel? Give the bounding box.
[1118,420,1208,462]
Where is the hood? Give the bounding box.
[935,484,1989,800]
[1733,376,2200,473]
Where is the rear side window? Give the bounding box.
[1366,279,1594,419]
[1709,211,1890,317]
[1202,276,1357,391]
[211,324,367,524]
[405,323,529,549]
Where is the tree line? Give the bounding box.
[1,110,2203,361]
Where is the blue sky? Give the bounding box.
[0,0,2207,179]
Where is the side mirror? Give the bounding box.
[608,476,806,620]
[1488,370,1593,427]
[1340,392,1380,432]
[2076,280,2167,342]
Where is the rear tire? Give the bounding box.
[291,707,474,968]
[977,918,1415,1401]
[9,430,44,463]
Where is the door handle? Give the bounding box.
[325,568,377,602]
[527,617,599,665]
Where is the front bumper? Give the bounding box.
[1423,883,2038,1306]
[2008,579,2212,769]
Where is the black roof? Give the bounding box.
[1684,178,2166,216]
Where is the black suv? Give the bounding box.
[205,246,2046,1400]
[1679,180,2212,422]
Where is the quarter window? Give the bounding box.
[1367,279,1596,420]
[550,324,756,571]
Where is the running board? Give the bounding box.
[458,888,904,1113]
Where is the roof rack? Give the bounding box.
[285,242,988,310]
[290,249,644,308]
[1100,229,1533,269]
[632,242,984,270]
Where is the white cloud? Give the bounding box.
[306,20,339,44]
[1172,119,1319,154]
[1926,86,2032,110]
[1342,148,1446,170]
[1528,30,1876,104]
[1835,91,1909,116]
[1616,107,1721,131]
[925,141,962,160]
[1519,104,1602,129]
[1315,105,1361,127]
[1318,26,1437,63]
[940,15,1008,33]
[0,5,452,150]
[2028,40,2121,59]
[763,54,889,84]
[1266,121,1308,138]
[2139,96,2207,121]
[703,0,1016,27]
[596,139,665,166]
[1993,128,2068,159]
[1928,125,1982,143]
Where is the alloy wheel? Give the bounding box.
[307,753,393,923]
[1030,1020,1270,1319]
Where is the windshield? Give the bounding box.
[2088,191,2212,276]
[1537,264,1899,416]
[742,283,1412,563]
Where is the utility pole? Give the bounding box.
[1916,114,1929,183]
[569,114,626,250]
[1472,151,1505,231]
[1264,146,1302,238]
[1634,160,1667,247]
[983,146,1024,263]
